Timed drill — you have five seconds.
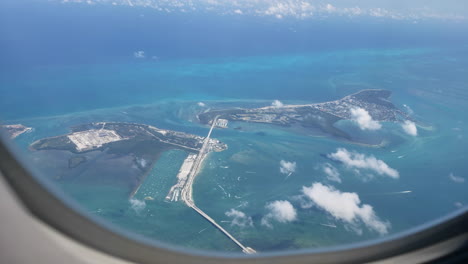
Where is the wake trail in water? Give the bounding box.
[364,191,412,196]
[320,223,337,228]
[218,184,228,196]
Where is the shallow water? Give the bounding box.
[1,35,468,252]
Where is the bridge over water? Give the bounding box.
[180,116,256,254]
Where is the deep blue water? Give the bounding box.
[1,0,468,253]
[1,0,468,119]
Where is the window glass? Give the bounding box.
[1,0,467,254]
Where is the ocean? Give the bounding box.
[1,0,468,253]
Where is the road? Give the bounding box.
[179,116,256,254]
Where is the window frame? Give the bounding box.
[0,136,467,264]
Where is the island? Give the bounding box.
[198,89,411,139]
[30,122,227,194]
[0,124,32,139]
[27,90,408,254]
[30,120,256,254]
[30,122,227,153]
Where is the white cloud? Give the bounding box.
[369,8,389,18]
[280,160,296,177]
[350,107,382,131]
[261,200,297,228]
[197,102,206,107]
[325,4,336,12]
[449,173,465,183]
[129,198,146,214]
[403,104,414,115]
[137,158,147,168]
[323,163,341,183]
[302,182,390,235]
[57,0,467,21]
[133,50,146,59]
[225,209,253,227]
[345,7,363,16]
[292,194,314,209]
[272,100,284,108]
[328,148,399,179]
[401,120,418,136]
[262,2,315,19]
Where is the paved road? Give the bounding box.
[180,117,256,254]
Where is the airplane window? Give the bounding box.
[0,0,467,258]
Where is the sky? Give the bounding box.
[56,0,468,21]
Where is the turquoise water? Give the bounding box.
[2,46,468,252]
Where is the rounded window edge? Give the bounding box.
[0,135,467,264]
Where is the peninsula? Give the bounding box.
[30,121,256,254]
[31,122,226,154]
[30,122,227,195]
[1,124,32,139]
[198,89,411,139]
